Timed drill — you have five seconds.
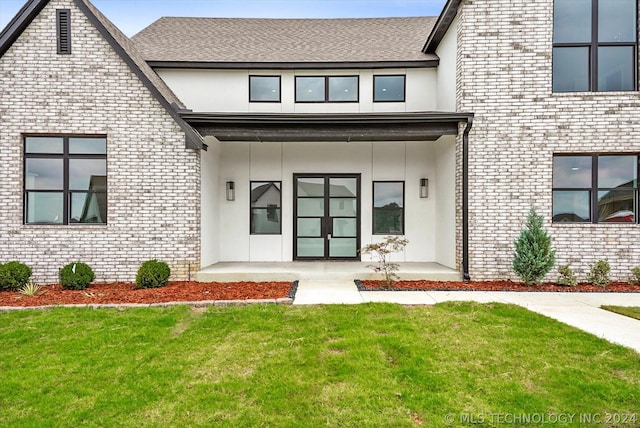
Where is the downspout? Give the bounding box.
[462,115,473,281]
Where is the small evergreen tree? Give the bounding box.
[513,207,556,285]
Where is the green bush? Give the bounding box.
[513,207,556,285]
[136,260,171,289]
[0,261,33,291]
[586,259,610,287]
[557,264,577,287]
[59,262,95,290]
[629,267,640,286]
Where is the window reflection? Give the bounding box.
[249,76,280,102]
[250,181,281,234]
[373,181,404,234]
[553,154,638,223]
[374,75,405,102]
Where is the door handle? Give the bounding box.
[327,234,332,240]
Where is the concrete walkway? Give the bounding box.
[294,280,640,354]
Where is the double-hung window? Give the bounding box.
[24,136,107,225]
[552,154,638,223]
[553,0,637,92]
[295,76,359,102]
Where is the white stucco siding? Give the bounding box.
[435,14,459,112]
[211,140,452,264]
[434,136,457,268]
[156,68,438,113]
[200,136,221,268]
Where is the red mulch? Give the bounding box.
[360,280,640,293]
[0,281,291,307]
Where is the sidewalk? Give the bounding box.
[293,280,640,353]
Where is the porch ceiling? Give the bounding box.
[181,112,469,142]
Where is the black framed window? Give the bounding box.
[249,76,281,102]
[24,136,107,225]
[373,75,406,102]
[250,181,281,234]
[553,0,637,92]
[295,76,359,102]
[373,181,404,234]
[552,154,638,223]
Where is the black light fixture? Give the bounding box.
[420,178,429,198]
[226,181,235,201]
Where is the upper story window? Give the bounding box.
[249,76,281,102]
[553,0,637,92]
[373,75,406,102]
[552,154,638,223]
[24,136,107,225]
[295,76,359,103]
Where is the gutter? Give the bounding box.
[462,116,473,281]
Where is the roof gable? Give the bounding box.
[0,0,48,57]
[0,0,204,150]
[423,0,461,53]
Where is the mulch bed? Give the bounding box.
[0,281,292,307]
[357,280,640,293]
[3,279,639,308]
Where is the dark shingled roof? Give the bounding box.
[132,17,438,64]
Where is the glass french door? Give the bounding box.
[294,174,360,260]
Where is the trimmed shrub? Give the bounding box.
[0,261,33,291]
[513,207,556,286]
[586,259,610,287]
[557,264,577,287]
[136,260,171,289]
[630,267,640,286]
[59,262,95,290]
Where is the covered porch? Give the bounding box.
[195,261,461,282]
[186,111,473,280]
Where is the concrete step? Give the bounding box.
[293,280,363,305]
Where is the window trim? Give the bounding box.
[23,135,107,226]
[552,0,638,92]
[372,180,405,235]
[250,181,282,235]
[294,75,360,103]
[248,75,281,103]
[373,74,406,102]
[552,153,639,224]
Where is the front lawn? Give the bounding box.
[602,306,640,321]
[1,303,638,427]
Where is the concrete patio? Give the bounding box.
[196,261,461,282]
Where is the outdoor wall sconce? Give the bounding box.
[226,181,235,201]
[420,178,429,198]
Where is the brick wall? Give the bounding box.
[457,0,640,281]
[0,0,201,283]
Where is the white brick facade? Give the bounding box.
[0,0,201,283]
[457,0,640,281]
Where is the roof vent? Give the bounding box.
[56,9,71,54]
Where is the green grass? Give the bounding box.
[1,303,639,427]
[602,306,640,321]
